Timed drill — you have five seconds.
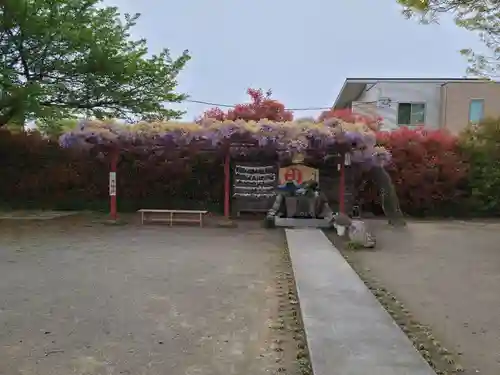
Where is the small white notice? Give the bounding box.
[109,172,116,196]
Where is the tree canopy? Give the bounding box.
[0,0,190,127]
[199,88,294,122]
[397,0,500,78]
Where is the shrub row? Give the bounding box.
[1,120,499,217]
[0,130,224,212]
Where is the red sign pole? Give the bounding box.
[339,154,345,214]
[224,151,230,218]
[110,149,118,221]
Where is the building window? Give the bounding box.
[397,103,426,125]
[469,99,484,123]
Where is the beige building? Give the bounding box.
[333,78,500,133]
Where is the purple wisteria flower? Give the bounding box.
[58,120,390,169]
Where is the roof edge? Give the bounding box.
[333,77,492,108]
[332,79,350,109]
[344,77,486,83]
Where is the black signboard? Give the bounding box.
[232,164,277,215]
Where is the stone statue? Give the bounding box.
[265,179,334,227]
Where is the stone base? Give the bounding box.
[215,219,238,228]
[274,217,333,228]
[101,219,128,226]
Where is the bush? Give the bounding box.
[459,118,500,215]
[3,123,499,218]
[360,127,469,217]
[0,130,224,212]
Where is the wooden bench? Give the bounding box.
[137,209,208,227]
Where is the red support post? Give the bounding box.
[110,149,118,221]
[338,154,345,214]
[224,151,231,218]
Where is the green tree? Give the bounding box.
[397,0,500,78]
[0,0,190,127]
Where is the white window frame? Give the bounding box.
[397,102,426,126]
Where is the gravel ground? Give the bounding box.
[329,219,500,375]
[0,215,309,375]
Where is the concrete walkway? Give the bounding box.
[285,229,436,375]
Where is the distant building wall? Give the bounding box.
[351,101,378,120]
[354,81,444,130]
[441,82,500,134]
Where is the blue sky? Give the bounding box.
[103,0,482,121]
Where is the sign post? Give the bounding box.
[224,151,230,218]
[338,152,351,214]
[109,149,118,221]
[339,161,345,214]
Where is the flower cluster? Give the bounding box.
[59,118,391,166]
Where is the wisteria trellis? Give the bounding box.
[59,118,391,166]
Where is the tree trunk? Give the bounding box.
[369,166,406,226]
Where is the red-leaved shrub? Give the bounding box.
[0,130,224,211]
[360,127,469,216]
[200,88,293,122]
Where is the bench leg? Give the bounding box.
[141,212,144,224]
[199,213,203,227]
[170,212,173,226]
